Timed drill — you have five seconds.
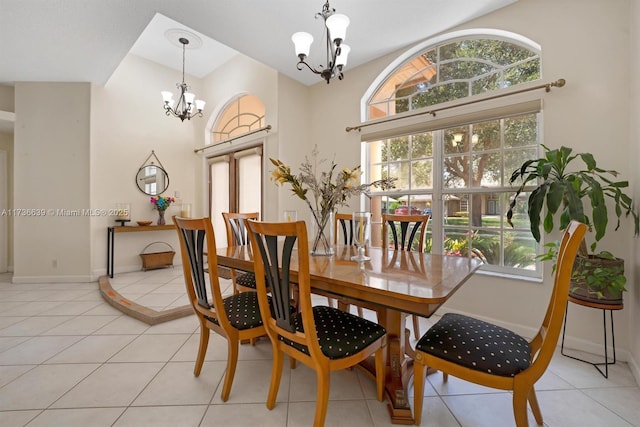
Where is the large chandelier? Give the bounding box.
[161,37,205,122]
[291,1,350,84]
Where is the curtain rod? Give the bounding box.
[346,78,566,133]
[194,125,272,153]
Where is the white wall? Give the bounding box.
[305,0,637,360]
[629,0,640,379]
[90,54,201,276]
[13,82,92,282]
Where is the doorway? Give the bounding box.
[208,145,263,247]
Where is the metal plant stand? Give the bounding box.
[561,295,623,378]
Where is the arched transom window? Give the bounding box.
[212,94,265,143]
[367,36,540,120]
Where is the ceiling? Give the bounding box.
[0,0,517,89]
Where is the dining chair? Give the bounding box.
[174,216,267,402]
[382,213,430,340]
[246,219,387,427]
[222,212,259,293]
[412,220,587,426]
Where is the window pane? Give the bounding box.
[504,231,537,269]
[389,162,410,190]
[387,137,410,161]
[411,133,433,158]
[411,160,433,189]
[443,155,469,188]
[505,148,537,180]
[473,152,501,187]
[506,191,532,232]
[505,114,538,148]
[472,120,500,151]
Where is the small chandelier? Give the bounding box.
[291,1,350,84]
[161,37,205,122]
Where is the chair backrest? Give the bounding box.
[382,213,429,251]
[174,216,229,328]
[222,212,259,246]
[530,220,587,376]
[335,212,355,245]
[246,220,322,356]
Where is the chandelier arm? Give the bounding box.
[296,60,323,75]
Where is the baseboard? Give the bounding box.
[12,274,94,283]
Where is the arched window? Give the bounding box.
[367,34,540,120]
[212,94,265,143]
[363,31,543,278]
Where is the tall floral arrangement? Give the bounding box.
[270,147,395,254]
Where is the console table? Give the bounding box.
[106,224,176,277]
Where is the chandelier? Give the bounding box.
[161,37,205,122]
[291,1,350,84]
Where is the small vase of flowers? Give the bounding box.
[150,196,175,225]
[270,147,395,255]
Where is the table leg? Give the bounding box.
[361,307,414,424]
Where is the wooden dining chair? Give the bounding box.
[174,216,267,402]
[222,212,259,293]
[412,220,587,426]
[246,219,387,427]
[382,213,430,340]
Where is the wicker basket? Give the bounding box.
[140,241,175,271]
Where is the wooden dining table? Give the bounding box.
[215,243,482,425]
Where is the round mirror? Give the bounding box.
[136,165,169,196]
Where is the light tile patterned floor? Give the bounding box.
[0,270,639,426]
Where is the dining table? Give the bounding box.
[215,243,482,425]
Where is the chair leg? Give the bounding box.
[413,356,426,425]
[528,387,543,425]
[267,346,285,409]
[194,323,209,377]
[357,306,364,317]
[221,336,239,402]
[512,385,529,427]
[374,348,385,402]
[412,315,421,340]
[314,367,331,427]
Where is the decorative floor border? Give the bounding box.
[98,275,193,325]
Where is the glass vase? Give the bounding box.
[310,209,334,256]
[157,209,166,225]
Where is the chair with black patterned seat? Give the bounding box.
[412,221,587,426]
[174,215,267,402]
[247,219,387,427]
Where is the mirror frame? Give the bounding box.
[136,165,170,196]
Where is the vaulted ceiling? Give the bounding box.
[0,0,517,87]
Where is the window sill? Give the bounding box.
[474,267,543,284]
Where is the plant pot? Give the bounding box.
[569,255,624,304]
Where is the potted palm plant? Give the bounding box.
[507,145,639,303]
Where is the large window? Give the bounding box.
[364,32,542,277]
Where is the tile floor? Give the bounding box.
[0,269,639,427]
